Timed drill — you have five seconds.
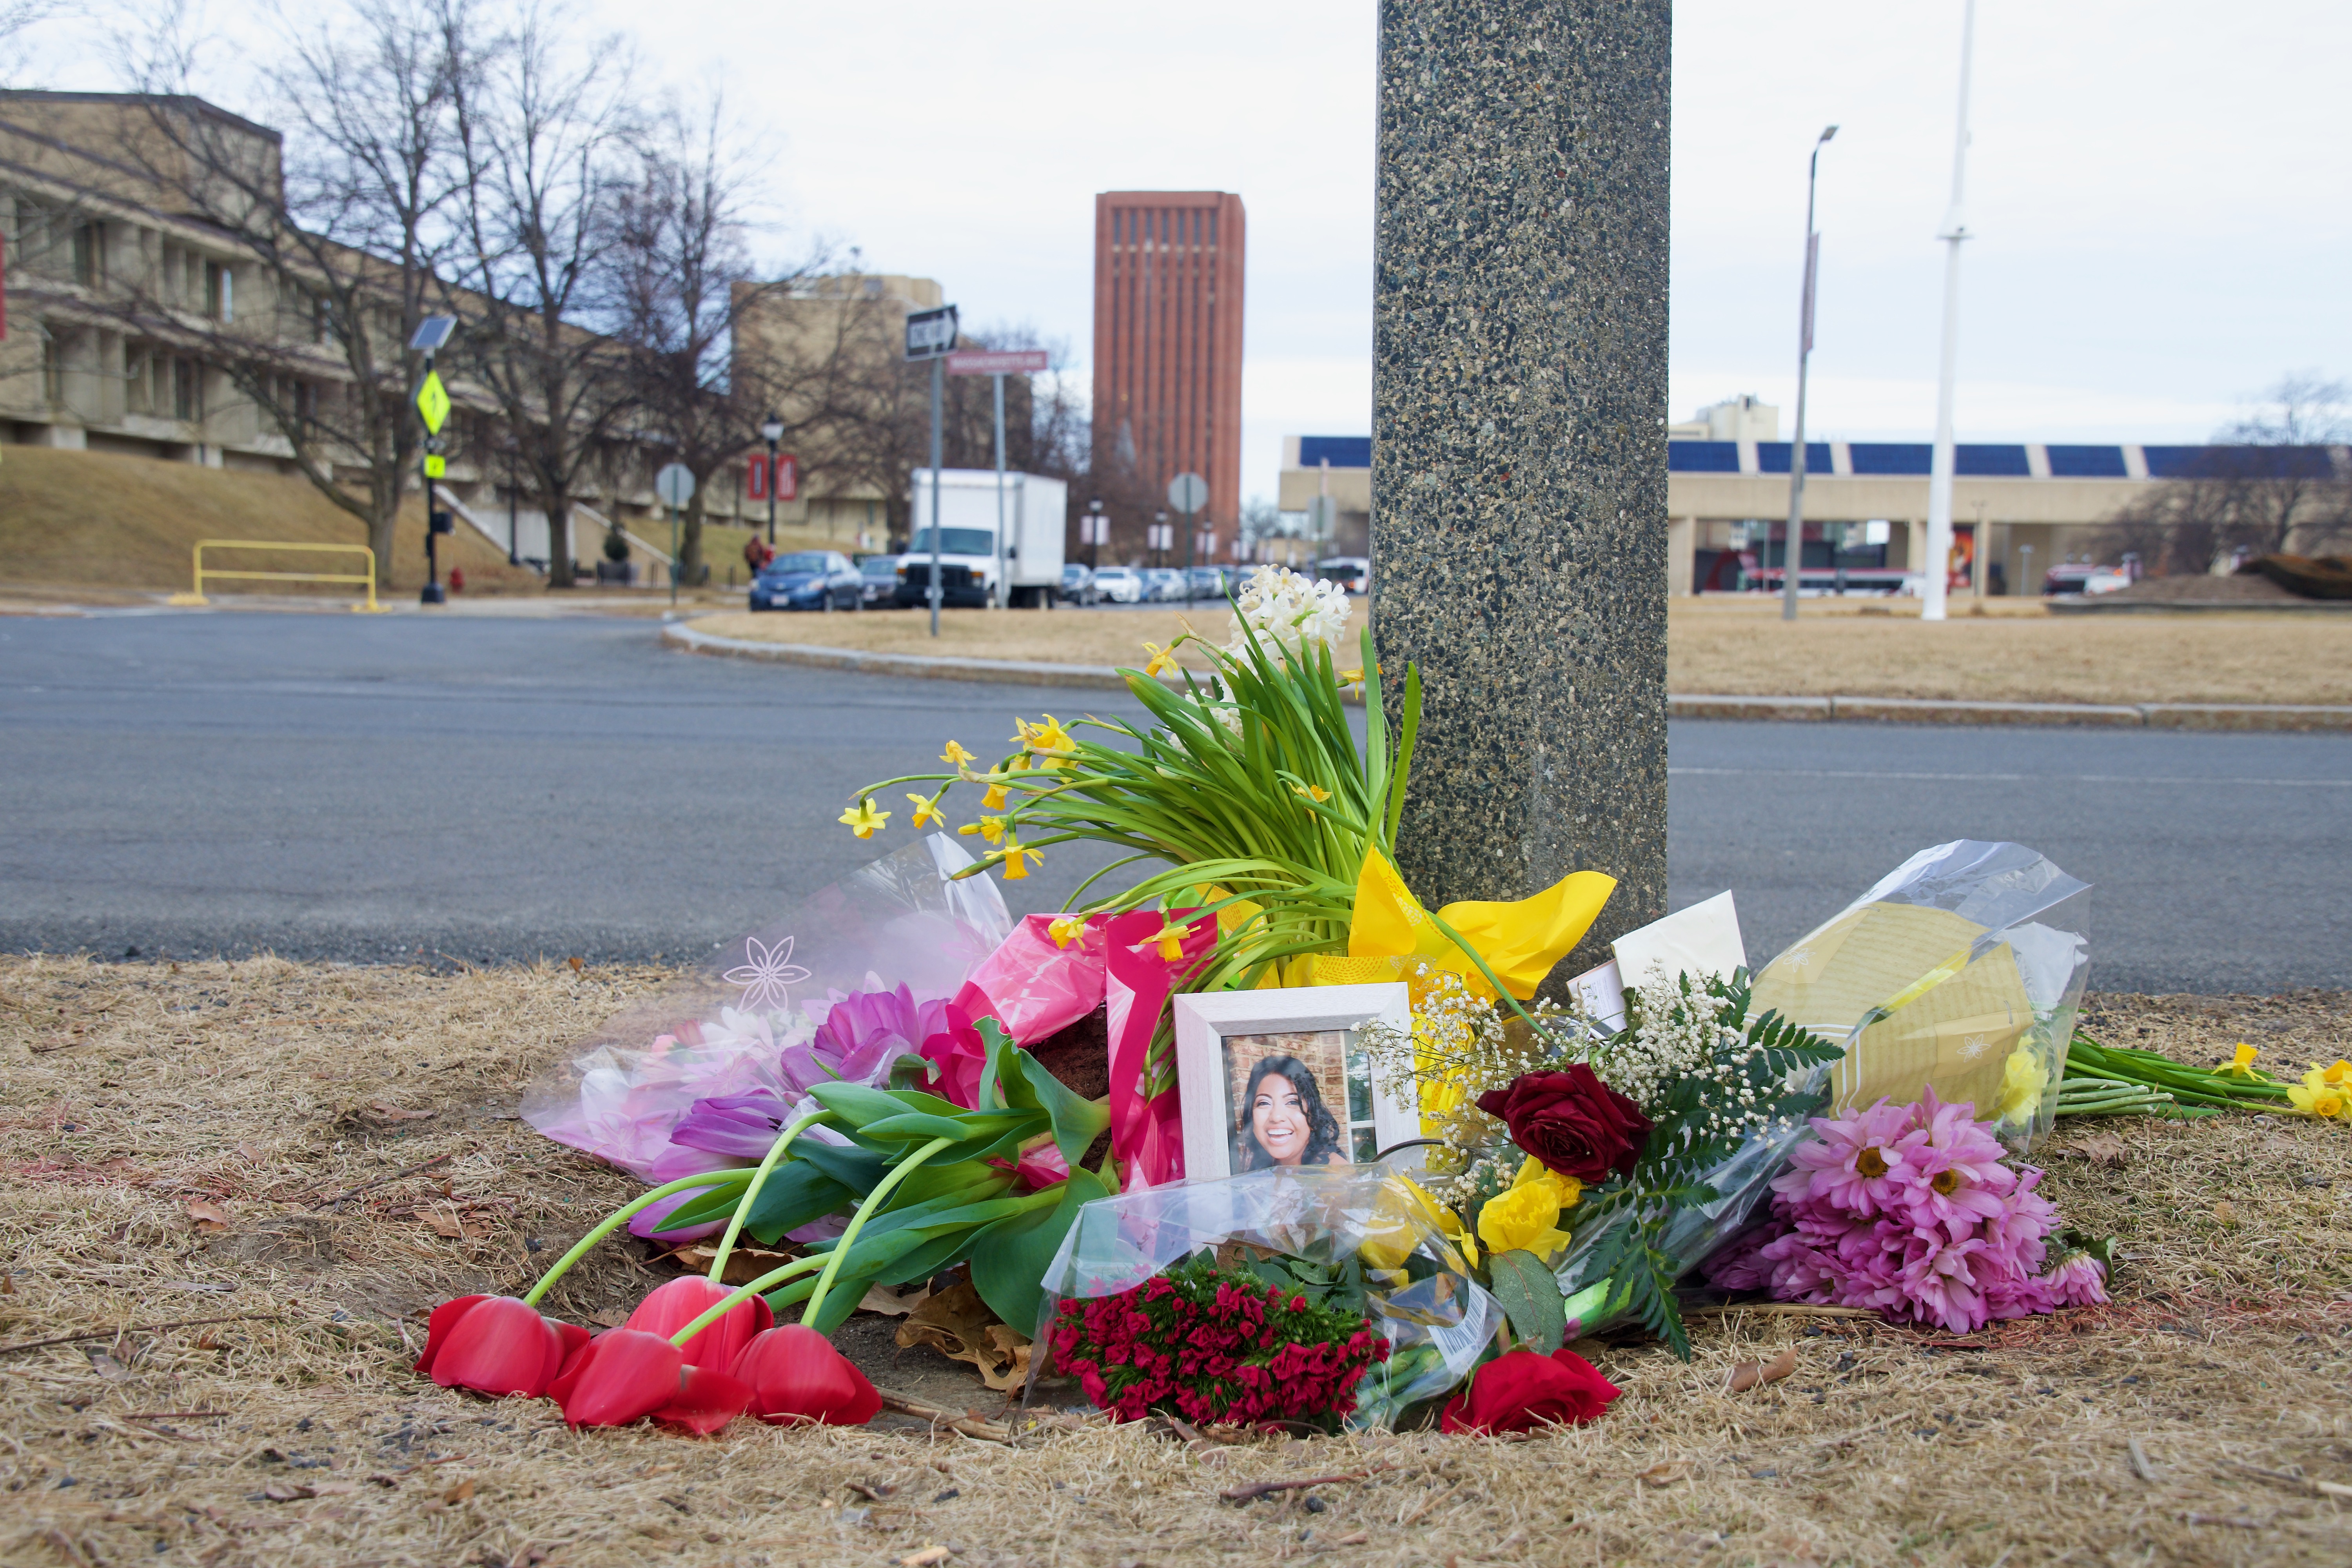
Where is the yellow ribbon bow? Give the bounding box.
[1309,846,1615,1002]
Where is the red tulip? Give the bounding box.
[1439,1347,1621,1435]
[545,1328,753,1432]
[624,1276,773,1371]
[413,1295,588,1398]
[731,1324,882,1426]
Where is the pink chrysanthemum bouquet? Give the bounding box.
[1704,1090,2109,1335]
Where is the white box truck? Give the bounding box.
[895,469,1068,609]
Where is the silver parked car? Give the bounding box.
[1090,566,1145,604]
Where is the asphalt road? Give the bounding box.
[2,612,2345,993]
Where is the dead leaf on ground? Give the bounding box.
[2068,1132,2127,1168]
[897,1281,1032,1391]
[441,1478,474,1505]
[900,1547,953,1567]
[667,1240,802,1289]
[1727,1346,1799,1394]
[85,1350,132,1380]
[2213,1201,2238,1224]
[365,1101,436,1123]
[1637,1461,1693,1486]
[858,1281,933,1317]
[588,1308,628,1329]
[184,1199,231,1232]
[424,1206,468,1241]
[233,1142,265,1164]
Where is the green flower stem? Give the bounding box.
[800,1135,957,1328]
[519,1169,752,1307]
[706,1112,825,1284]
[664,1254,831,1347]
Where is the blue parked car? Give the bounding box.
[750,550,862,612]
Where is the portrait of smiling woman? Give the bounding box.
[1232,1053,1347,1171]
[1172,984,1416,1181]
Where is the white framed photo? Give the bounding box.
[1173,983,1417,1181]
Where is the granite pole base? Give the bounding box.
[1371,0,1671,985]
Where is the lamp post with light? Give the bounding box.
[1780,123,1837,622]
[759,412,784,546]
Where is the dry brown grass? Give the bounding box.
[3,956,2349,1568]
[1667,600,2352,706]
[687,605,1370,673]
[682,597,2352,707]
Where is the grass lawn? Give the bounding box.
[2,954,2347,1567]
[688,596,2352,707]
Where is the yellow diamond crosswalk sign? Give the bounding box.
[415,370,450,434]
[423,454,446,478]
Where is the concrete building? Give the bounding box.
[1276,407,2352,597]
[730,271,947,549]
[1092,191,1245,532]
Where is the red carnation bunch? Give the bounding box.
[1049,1252,1389,1430]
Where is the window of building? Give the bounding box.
[204,261,232,321]
[42,332,65,405]
[124,342,153,414]
[71,222,103,286]
[172,358,201,421]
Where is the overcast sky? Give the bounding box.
[20,1,2349,504]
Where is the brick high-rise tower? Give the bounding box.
[1092,191,1246,533]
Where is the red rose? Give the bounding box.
[1475,1065,1652,1183]
[1439,1348,1621,1434]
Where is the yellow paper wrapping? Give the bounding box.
[1751,901,2036,1117]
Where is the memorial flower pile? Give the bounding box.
[1047,1250,1389,1430]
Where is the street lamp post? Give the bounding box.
[1781,123,1837,623]
[504,433,520,567]
[1154,510,1168,570]
[1085,499,1105,574]
[759,412,784,546]
[1923,0,1978,622]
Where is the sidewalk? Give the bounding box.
[664,622,2352,731]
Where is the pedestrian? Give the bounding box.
[743,535,773,575]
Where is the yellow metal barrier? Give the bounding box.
[167,540,387,613]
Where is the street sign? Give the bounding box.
[414,371,450,434]
[423,454,446,479]
[408,316,457,353]
[654,463,696,508]
[1166,472,1208,514]
[945,348,1050,376]
[904,304,960,361]
[1304,495,1338,537]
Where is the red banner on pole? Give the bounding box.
[774,454,799,502]
[746,453,769,501]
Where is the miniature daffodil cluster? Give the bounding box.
[841,586,1422,1073]
[2288,1059,2352,1120]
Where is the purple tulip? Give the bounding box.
[781,984,950,1095]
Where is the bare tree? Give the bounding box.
[98,0,472,588]
[610,102,838,583]
[445,0,638,588]
[2097,374,2352,572]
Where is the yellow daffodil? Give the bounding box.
[905,790,947,829]
[2288,1066,2349,1120]
[1292,783,1332,804]
[2216,1043,2261,1079]
[1475,1181,1572,1260]
[1435,1201,1478,1269]
[837,797,889,839]
[1014,715,1077,771]
[1147,922,1191,962]
[1048,914,1088,949]
[996,837,1041,881]
[1142,641,1180,678]
[957,815,1006,845]
[940,740,976,768]
[2322,1060,2352,1086]
[1996,1046,2045,1122]
[981,777,1009,811]
[1359,1177,1452,1271]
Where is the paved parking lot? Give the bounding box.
[2,611,2345,990]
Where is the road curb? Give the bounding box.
[1670,693,2352,731]
[664,627,2350,731]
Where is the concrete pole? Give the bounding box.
[1373,0,1670,979]
[1923,0,1977,622]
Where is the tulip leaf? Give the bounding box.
[981,1018,1112,1169]
[805,1081,929,1129]
[728,1163,858,1246]
[968,1166,1109,1336]
[851,1110,984,1145]
[784,1140,889,1196]
[1487,1248,1567,1355]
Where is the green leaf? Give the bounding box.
[732,1163,857,1245]
[1487,1249,1568,1354]
[983,1018,1113,1169]
[790,1140,889,1194]
[967,1166,1109,1336]
[853,1109,995,1145]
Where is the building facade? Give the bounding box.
[1091,190,1245,532]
